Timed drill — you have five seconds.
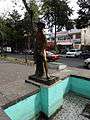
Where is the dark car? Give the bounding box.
[80,50,90,59]
[46,51,60,61]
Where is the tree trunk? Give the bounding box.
[55,22,57,46]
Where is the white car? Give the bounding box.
[84,58,90,69]
[66,49,82,57]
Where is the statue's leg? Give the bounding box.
[38,60,44,77]
[36,54,44,77]
[35,61,39,76]
[43,50,50,79]
[34,53,39,76]
[44,60,50,79]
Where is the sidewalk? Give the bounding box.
[0,63,39,119]
[0,62,61,119]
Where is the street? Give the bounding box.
[6,53,86,69]
[58,57,84,68]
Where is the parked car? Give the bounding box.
[80,50,90,59]
[46,51,60,61]
[66,49,82,57]
[84,58,90,69]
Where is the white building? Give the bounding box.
[68,28,81,49]
[81,26,90,46]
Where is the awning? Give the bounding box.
[57,42,72,45]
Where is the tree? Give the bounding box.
[5,10,24,52]
[76,0,90,29]
[22,0,40,49]
[22,0,40,26]
[0,17,8,54]
[0,0,40,53]
[41,0,73,45]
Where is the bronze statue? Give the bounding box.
[33,22,49,79]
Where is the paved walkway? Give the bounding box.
[0,62,59,119]
[53,92,90,120]
[0,62,90,120]
[0,63,39,119]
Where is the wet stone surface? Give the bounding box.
[53,92,90,120]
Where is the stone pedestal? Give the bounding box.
[25,76,70,119]
[28,75,59,86]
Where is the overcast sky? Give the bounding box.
[0,0,79,19]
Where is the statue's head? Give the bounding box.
[37,21,45,30]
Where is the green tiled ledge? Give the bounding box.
[4,75,90,120]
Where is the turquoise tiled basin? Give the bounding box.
[4,76,90,120]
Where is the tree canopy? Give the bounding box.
[76,0,90,29]
[0,0,75,52]
[22,0,40,24]
[0,0,40,52]
[41,0,73,31]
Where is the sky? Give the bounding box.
[0,0,79,19]
[0,0,25,18]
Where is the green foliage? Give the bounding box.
[53,46,59,54]
[0,10,25,51]
[76,0,90,29]
[29,0,40,22]
[0,0,40,52]
[0,18,9,55]
[22,0,40,49]
[41,0,73,30]
[0,18,7,38]
[8,10,21,24]
[22,0,40,23]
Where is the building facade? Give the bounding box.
[68,28,81,49]
[81,26,90,50]
[44,27,82,53]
